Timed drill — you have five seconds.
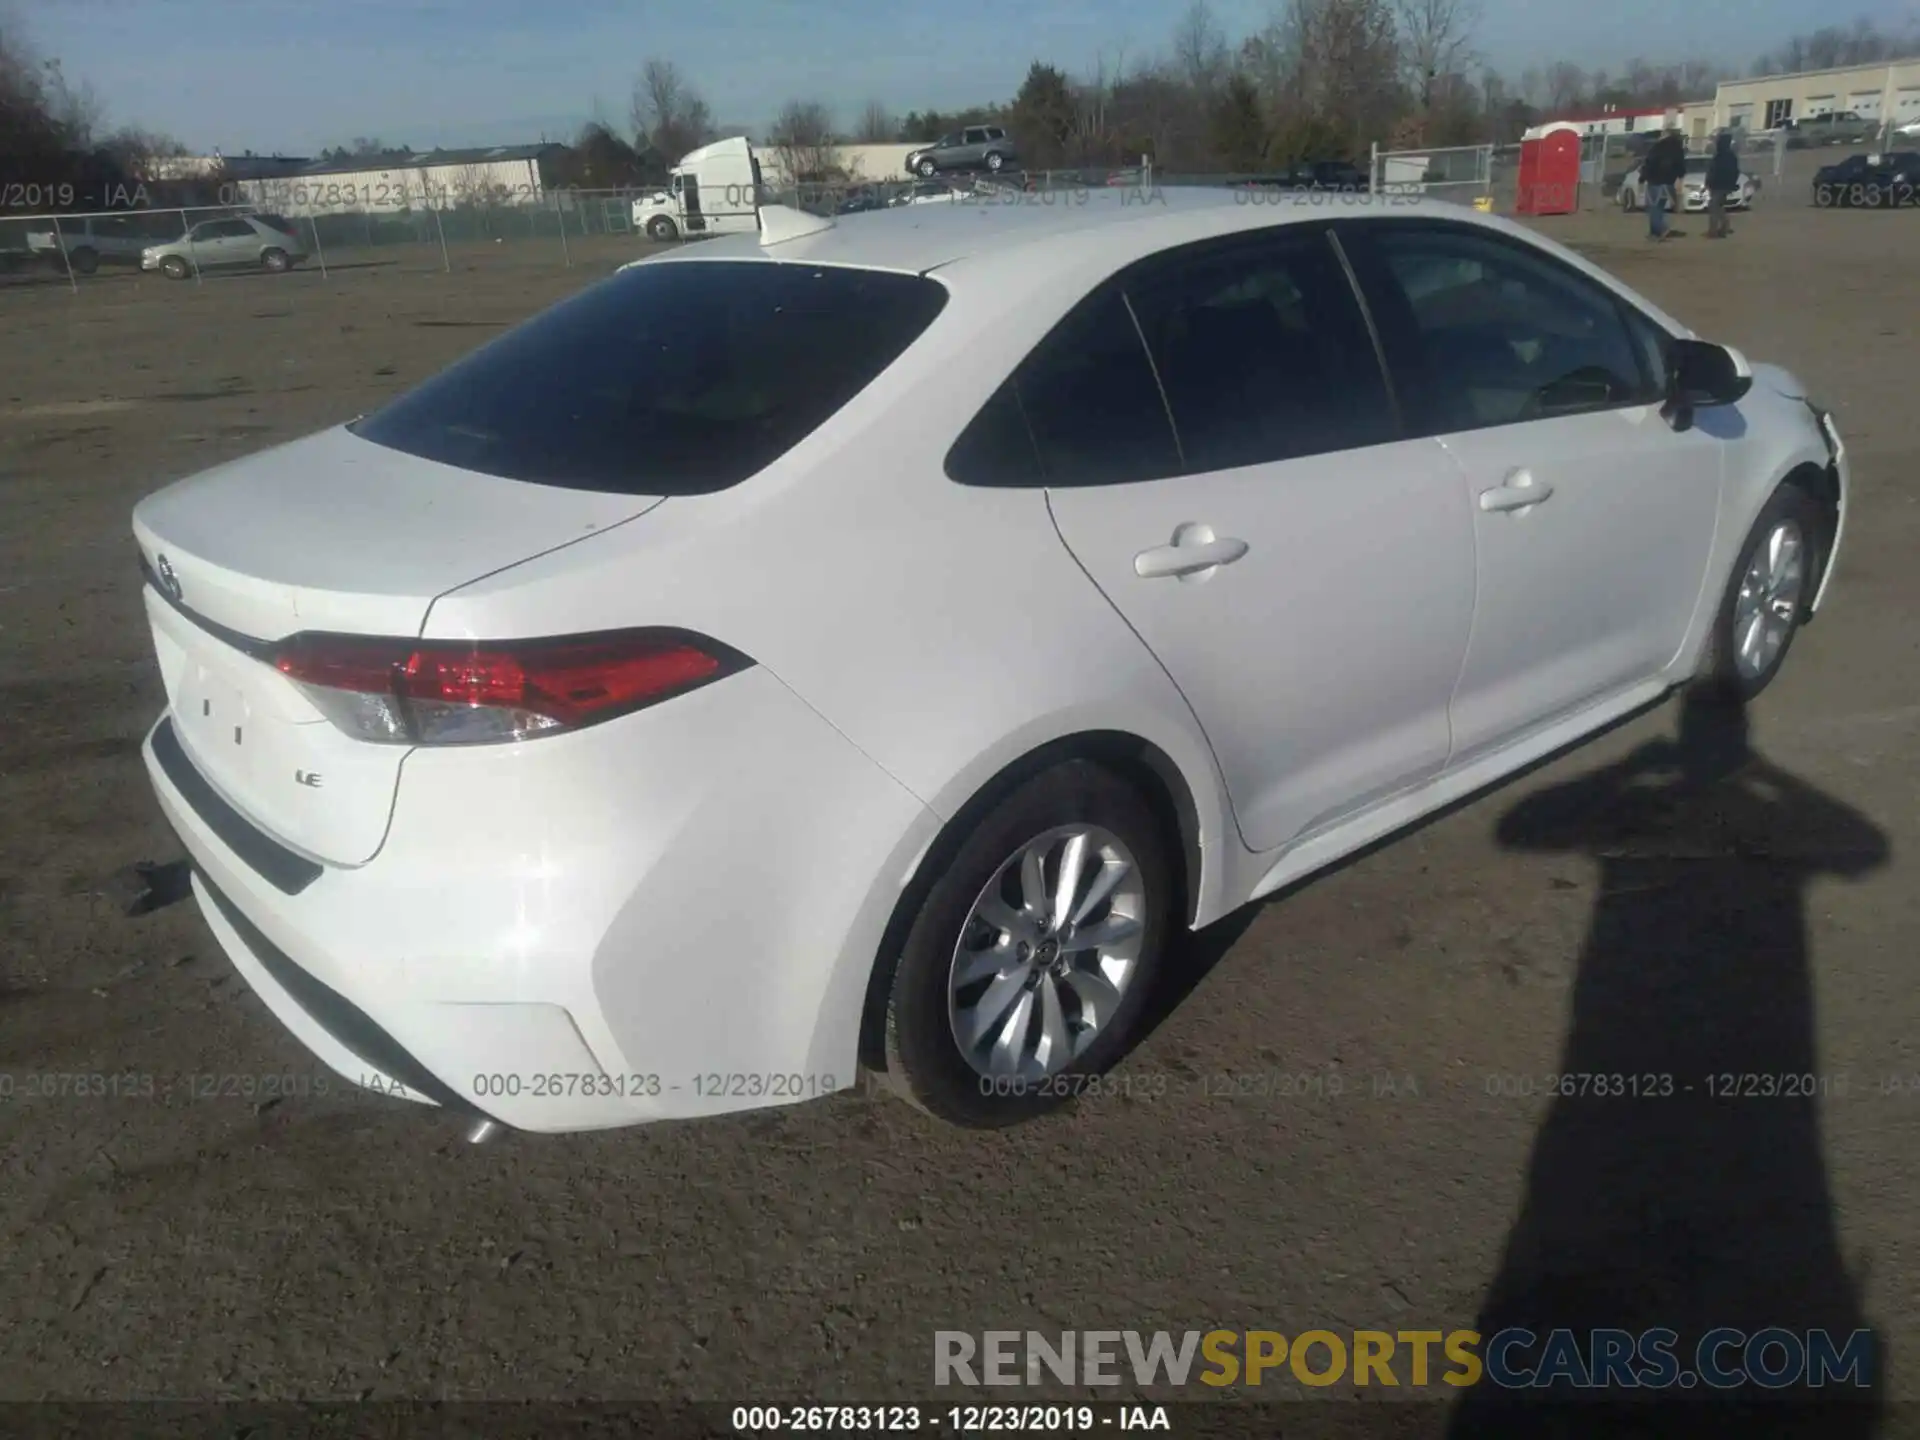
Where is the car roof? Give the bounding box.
[640,187,1500,283]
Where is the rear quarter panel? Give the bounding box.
[418,252,1245,931]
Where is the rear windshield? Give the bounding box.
[351,259,948,494]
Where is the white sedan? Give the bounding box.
[133,191,1847,1136]
[1619,157,1758,212]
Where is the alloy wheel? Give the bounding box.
[946,825,1146,1081]
[1732,519,1807,681]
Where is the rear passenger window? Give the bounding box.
[1009,289,1182,486]
[1125,234,1397,471]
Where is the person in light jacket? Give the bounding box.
[1705,130,1741,238]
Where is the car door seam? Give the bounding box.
[1431,433,1481,773]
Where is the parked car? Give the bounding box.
[1618,155,1758,213]
[1898,116,1920,140]
[25,213,180,274]
[905,125,1018,177]
[132,191,1847,1137]
[833,185,890,215]
[1812,151,1920,208]
[889,179,972,206]
[1233,161,1370,192]
[1786,111,1879,147]
[141,213,309,279]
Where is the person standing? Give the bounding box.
[1642,129,1685,241]
[1705,129,1741,237]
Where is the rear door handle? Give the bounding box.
[1479,471,1555,513]
[1134,524,1250,580]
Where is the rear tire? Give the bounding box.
[261,247,290,272]
[985,151,1005,172]
[1695,482,1824,704]
[68,246,99,275]
[878,760,1174,1128]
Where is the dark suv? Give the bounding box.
[905,126,1018,177]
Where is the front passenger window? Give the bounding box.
[1366,227,1656,434]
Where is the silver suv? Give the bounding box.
[904,126,1018,177]
[1788,111,1879,147]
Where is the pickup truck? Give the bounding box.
[25,213,182,273]
[1786,111,1879,148]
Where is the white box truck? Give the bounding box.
[632,137,762,241]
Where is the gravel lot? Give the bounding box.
[1,182,1917,1426]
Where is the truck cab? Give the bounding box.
[632,136,763,242]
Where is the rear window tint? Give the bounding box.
[351,260,948,494]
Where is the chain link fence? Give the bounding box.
[0,188,663,291]
[1367,144,1498,208]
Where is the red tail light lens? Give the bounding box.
[272,629,749,745]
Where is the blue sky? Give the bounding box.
[16,0,1920,154]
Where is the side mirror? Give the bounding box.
[1667,338,1753,412]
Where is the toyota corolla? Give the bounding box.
[134,192,1847,1137]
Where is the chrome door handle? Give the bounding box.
[1134,523,1250,580]
[1479,472,1555,513]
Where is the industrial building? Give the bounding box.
[231,144,568,216]
[1699,57,1920,137]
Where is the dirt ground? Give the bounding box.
[2,174,1918,1423]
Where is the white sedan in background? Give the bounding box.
[1619,156,1759,212]
[133,190,1847,1138]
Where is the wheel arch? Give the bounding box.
[855,728,1212,1072]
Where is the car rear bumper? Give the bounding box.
[141,664,941,1134]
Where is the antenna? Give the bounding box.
[758,203,835,246]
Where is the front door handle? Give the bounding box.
[1134,523,1250,580]
[1479,471,1555,513]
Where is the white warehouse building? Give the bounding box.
[235,144,568,216]
[1699,56,1920,136]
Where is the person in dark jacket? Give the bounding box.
[1705,129,1741,237]
[1641,129,1688,240]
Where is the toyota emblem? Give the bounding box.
[156,554,182,603]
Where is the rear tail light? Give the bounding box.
[272,629,750,745]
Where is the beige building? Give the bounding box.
[1699,57,1920,138]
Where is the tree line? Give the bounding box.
[7,8,1919,203]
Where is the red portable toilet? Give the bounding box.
[1515,122,1582,215]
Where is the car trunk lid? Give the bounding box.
[134,425,660,866]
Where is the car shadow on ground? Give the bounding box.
[1446,689,1889,1436]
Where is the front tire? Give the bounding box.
[879,760,1174,1127]
[67,246,99,275]
[1696,483,1823,704]
[160,255,191,280]
[917,157,938,178]
[645,215,678,242]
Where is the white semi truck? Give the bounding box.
[631,137,763,241]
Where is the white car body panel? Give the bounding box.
[131,191,1848,1134]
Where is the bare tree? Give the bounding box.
[631,59,713,163]
[1171,1,1231,98]
[1543,61,1586,112]
[769,98,838,184]
[854,99,895,143]
[1394,0,1480,109]
[1280,0,1402,153]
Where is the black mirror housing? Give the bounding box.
[1667,338,1753,410]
